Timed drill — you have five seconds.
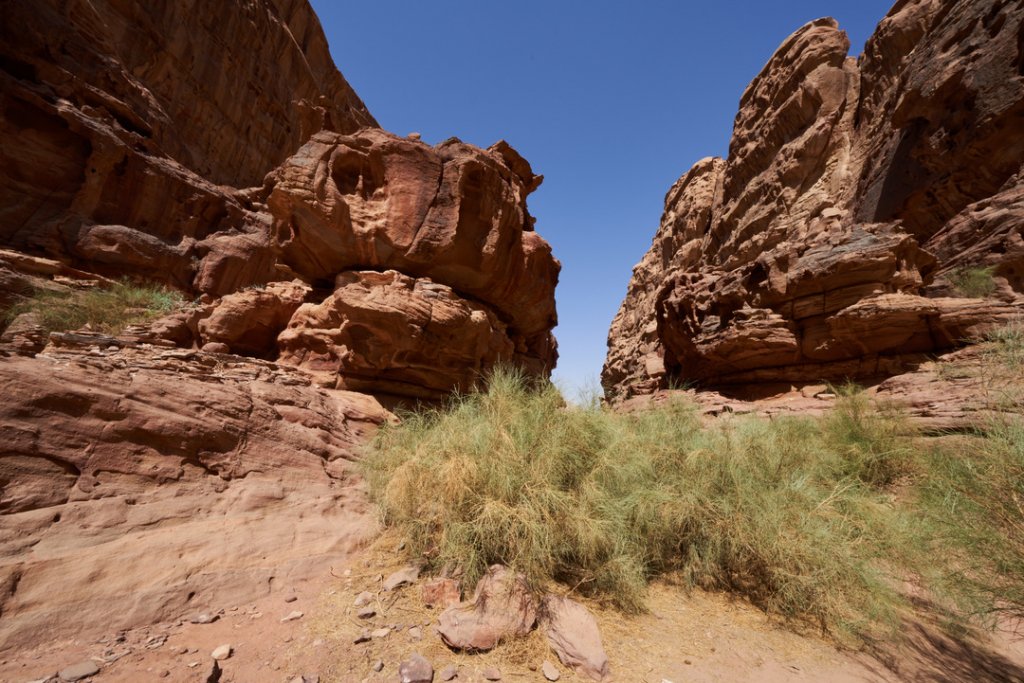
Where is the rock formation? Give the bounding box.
[0,0,559,654]
[0,0,560,399]
[0,327,392,648]
[604,1,1024,400]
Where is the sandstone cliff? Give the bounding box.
[0,0,560,399]
[604,1,1024,401]
[0,0,559,651]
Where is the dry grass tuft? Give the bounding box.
[5,279,183,334]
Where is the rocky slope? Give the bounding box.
[604,0,1024,401]
[0,0,559,656]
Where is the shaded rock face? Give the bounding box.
[604,3,1024,400]
[0,0,373,292]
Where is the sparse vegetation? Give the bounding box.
[363,366,1024,644]
[948,265,997,298]
[986,320,1024,371]
[5,279,184,334]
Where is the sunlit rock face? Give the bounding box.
[604,2,1024,401]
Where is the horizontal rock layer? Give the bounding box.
[604,1,1024,400]
[0,333,391,650]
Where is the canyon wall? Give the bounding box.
[0,0,558,649]
[0,0,560,400]
[604,0,1024,400]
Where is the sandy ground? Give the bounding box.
[5,533,1024,683]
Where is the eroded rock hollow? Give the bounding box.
[604,1,1024,401]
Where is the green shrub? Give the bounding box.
[6,279,183,334]
[948,266,997,298]
[363,368,926,641]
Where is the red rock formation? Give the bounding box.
[278,270,521,400]
[0,0,560,397]
[0,0,375,288]
[604,1,1024,401]
[0,330,391,649]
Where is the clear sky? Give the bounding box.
[309,0,896,398]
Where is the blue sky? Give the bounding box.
[310,0,896,398]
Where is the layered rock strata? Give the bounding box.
[604,2,1024,400]
[0,0,560,653]
[0,330,391,649]
[0,0,560,399]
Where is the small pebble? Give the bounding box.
[280,610,304,623]
[372,660,384,672]
[482,667,502,681]
[211,644,232,661]
[285,595,298,603]
[356,606,376,619]
[371,627,391,639]
[353,591,373,608]
[439,664,458,681]
[542,660,560,681]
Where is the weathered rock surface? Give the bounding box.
[436,565,537,651]
[543,596,610,682]
[398,653,433,683]
[278,270,521,399]
[605,2,1024,400]
[0,331,391,651]
[1,0,560,400]
[267,129,559,381]
[1,0,373,290]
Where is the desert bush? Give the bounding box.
[948,265,996,298]
[6,279,183,334]
[363,368,927,641]
[915,419,1024,627]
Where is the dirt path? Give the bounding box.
[6,535,1023,683]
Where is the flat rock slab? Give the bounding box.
[59,661,100,681]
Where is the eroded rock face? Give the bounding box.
[604,2,1024,400]
[0,0,375,292]
[0,0,560,398]
[267,129,560,346]
[0,331,391,650]
[279,270,519,399]
[260,129,560,397]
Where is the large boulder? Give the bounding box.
[436,565,537,651]
[278,270,519,399]
[604,2,1024,400]
[266,128,560,346]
